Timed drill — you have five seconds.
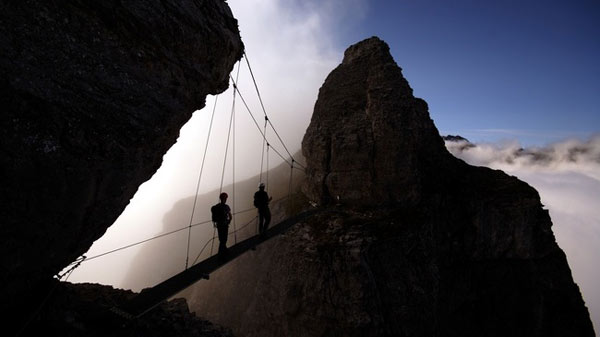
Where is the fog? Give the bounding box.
[446,136,600,331]
[65,0,346,286]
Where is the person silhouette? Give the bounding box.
[211,192,232,258]
[254,183,272,237]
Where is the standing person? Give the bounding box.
[211,192,232,258]
[254,183,272,237]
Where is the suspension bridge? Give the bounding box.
[56,52,322,320]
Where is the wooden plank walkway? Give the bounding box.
[116,208,323,318]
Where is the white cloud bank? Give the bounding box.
[446,136,600,332]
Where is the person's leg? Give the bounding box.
[258,211,265,235]
[264,208,271,232]
[217,224,228,254]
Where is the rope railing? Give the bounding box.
[63,207,259,269]
[190,214,259,266]
[190,193,295,266]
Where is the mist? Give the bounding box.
[446,136,600,331]
[65,0,350,286]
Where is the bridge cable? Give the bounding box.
[266,143,270,190]
[63,53,309,279]
[243,52,301,166]
[232,74,238,244]
[185,94,220,270]
[259,116,268,184]
[220,64,240,194]
[289,160,294,211]
[217,62,241,252]
[229,76,294,168]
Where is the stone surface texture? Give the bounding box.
[182,37,595,337]
[0,0,242,332]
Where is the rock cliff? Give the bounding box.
[20,281,233,337]
[0,0,242,333]
[181,37,594,336]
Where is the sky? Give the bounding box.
[65,0,599,332]
[353,0,600,145]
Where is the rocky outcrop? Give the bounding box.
[18,281,233,337]
[0,0,242,331]
[302,37,450,206]
[442,135,470,143]
[182,37,594,336]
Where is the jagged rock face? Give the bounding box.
[183,37,594,337]
[0,0,243,321]
[302,37,450,206]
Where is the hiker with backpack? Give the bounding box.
[211,192,232,258]
[254,182,272,238]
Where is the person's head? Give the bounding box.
[259,182,265,190]
[219,192,228,202]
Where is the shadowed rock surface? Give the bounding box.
[302,37,450,206]
[18,281,233,337]
[0,0,242,334]
[181,37,594,337]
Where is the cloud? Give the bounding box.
[444,128,599,147]
[445,136,600,331]
[445,135,600,179]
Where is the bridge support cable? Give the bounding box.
[244,52,301,165]
[184,94,220,270]
[289,160,294,211]
[259,116,268,184]
[219,103,233,193]
[266,143,270,190]
[229,77,295,169]
[232,81,238,245]
[220,63,240,194]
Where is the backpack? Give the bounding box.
[211,203,227,223]
[254,190,268,208]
